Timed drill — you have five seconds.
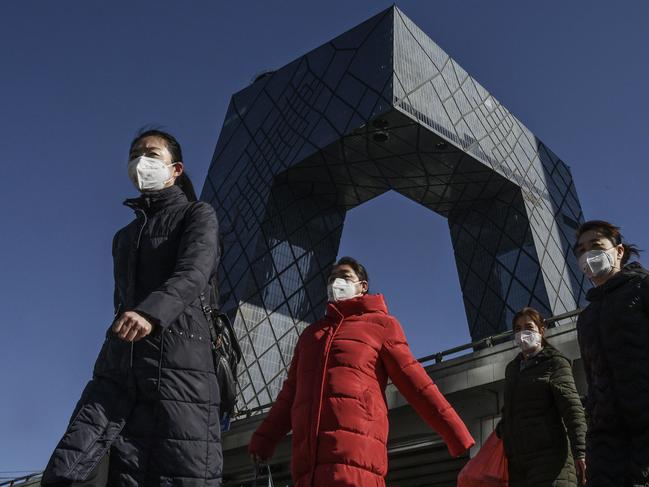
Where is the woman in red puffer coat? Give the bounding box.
[248,256,475,486]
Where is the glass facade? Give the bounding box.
[201,6,588,409]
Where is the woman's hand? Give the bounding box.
[576,457,587,485]
[112,311,153,342]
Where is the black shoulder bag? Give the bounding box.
[199,278,242,420]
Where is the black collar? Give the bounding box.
[123,185,188,213]
[586,262,646,301]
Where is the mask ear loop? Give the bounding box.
[606,245,622,272]
[163,162,179,187]
[357,279,368,295]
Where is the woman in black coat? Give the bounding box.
[498,307,587,486]
[574,220,649,487]
[42,130,222,486]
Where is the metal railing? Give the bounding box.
[0,473,43,486]
[417,308,582,365]
[233,308,582,419]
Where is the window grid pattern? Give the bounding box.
[201,6,588,408]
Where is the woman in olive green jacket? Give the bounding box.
[497,307,587,486]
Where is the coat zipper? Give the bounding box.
[129,206,148,368]
[309,317,342,484]
[135,207,148,250]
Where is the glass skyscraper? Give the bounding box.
[200,6,588,409]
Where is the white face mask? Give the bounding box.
[578,248,617,279]
[514,330,542,353]
[327,278,362,303]
[128,156,174,192]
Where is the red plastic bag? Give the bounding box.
[457,431,508,487]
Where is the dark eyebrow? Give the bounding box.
[130,147,161,156]
[574,237,606,253]
[586,238,605,246]
[329,271,355,280]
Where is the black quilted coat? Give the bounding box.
[42,185,222,486]
[577,262,649,487]
[498,345,586,486]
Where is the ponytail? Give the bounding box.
[176,172,197,202]
[621,243,641,265]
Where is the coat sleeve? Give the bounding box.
[379,317,475,457]
[135,202,219,328]
[639,274,649,314]
[496,361,514,439]
[550,356,587,459]
[112,230,121,315]
[248,345,299,459]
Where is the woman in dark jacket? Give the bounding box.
[574,220,649,487]
[42,130,222,486]
[498,307,587,486]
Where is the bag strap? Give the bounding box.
[198,289,242,365]
[198,290,218,343]
[252,464,274,487]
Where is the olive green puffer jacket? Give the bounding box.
[498,345,586,487]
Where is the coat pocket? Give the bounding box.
[362,388,374,421]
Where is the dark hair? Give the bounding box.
[574,220,640,265]
[129,128,197,201]
[512,307,549,346]
[335,256,369,290]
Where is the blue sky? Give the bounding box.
[1,0,648,475]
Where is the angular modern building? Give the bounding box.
[201,6,587,410]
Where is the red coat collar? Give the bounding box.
[326,293,389,321]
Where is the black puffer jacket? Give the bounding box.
[499,345,586,487]
[42,185,222,486]
[577,262,649,487]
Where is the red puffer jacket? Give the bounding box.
[248,293,475,486]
